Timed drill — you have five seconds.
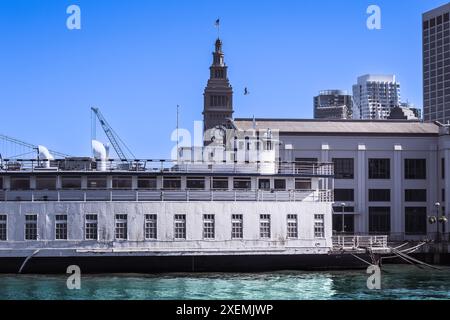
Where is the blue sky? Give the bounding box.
[0,0,447,158]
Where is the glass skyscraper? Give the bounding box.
[423,3,450,124]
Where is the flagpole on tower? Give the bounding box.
[215,18,220,38]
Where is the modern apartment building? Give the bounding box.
[352,74,400,120]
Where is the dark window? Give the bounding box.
[369,207,391,234]
[333,206,355,213]
[332,215,354,233]
[163,177,181,190]
[138,177,157,189]
[36,176,56,190]
[405,189,427,202]
[369,189,390,202]
[405,159,426,179]
[61,176,81,189]
[332,158,354,179]
[231,214,243,239]
[55,215,67,240]
[112,176,132,189]
[260,214,271,238]
[0,177,3,190]
[233,178,251,190]
[334,189,354,201]
[186,177,205,190]
[10,177,30,190]
[203,214,215,239]
[258,179,270,190]
[369,159,390,179]
[274,179,286,190]
[442,158,445,179]
[0,215,7,241]
[25,214,38,240]
[144,214,157,240]
[295,179,311,190]
[286,214,298,238]
[115,214,128,240]
[174,214,186,239]
[212,177,228,190]
[405,207,427,235]
[85,214,98,240]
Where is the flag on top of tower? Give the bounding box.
[215,18,220,27]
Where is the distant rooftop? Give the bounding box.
[356,74,397,83]
[317,90,349,96]
[233,118,440,136]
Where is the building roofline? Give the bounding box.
[423,2,450,18]
[234,118,426,124]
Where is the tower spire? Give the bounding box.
[202,37,234,145]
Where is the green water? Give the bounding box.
[0,265,449,300]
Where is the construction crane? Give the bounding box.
[91,107,136,161]
[0,134,70,159]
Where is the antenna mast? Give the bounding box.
[176,105,179,162]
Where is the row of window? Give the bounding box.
[331,206,438,235]
[368,207,434,235]
[211,69,225,79]
[424,35,450,46]
[0,214,325,241]
[333,158,430,180]
[0,176,312,191]
[334,188,435,202]
[423,13,450,30]
[209,95,229,107]
[423,39,450,52]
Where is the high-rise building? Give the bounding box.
[423,3,450,124]
[202,38,234,140]
[313,90,353,119]
[352,74,400,119]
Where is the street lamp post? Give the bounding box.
[341,202,346,234]
[435,202,441,242]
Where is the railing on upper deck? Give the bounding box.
[0,189,334,203]
[332,235,389,250]
[0,159,334,177]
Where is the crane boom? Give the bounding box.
[91,107,135,161]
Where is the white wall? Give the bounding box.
[0,201,332,252]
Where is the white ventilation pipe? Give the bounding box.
[92,140,108,171]
[37,145,54,168]
[258,129,276,175]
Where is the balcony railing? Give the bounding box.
[0,159,334,177]
[387,232,450,242]
[0,189,334,203]
[332,235,388,250]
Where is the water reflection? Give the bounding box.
[0,265,449,300]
